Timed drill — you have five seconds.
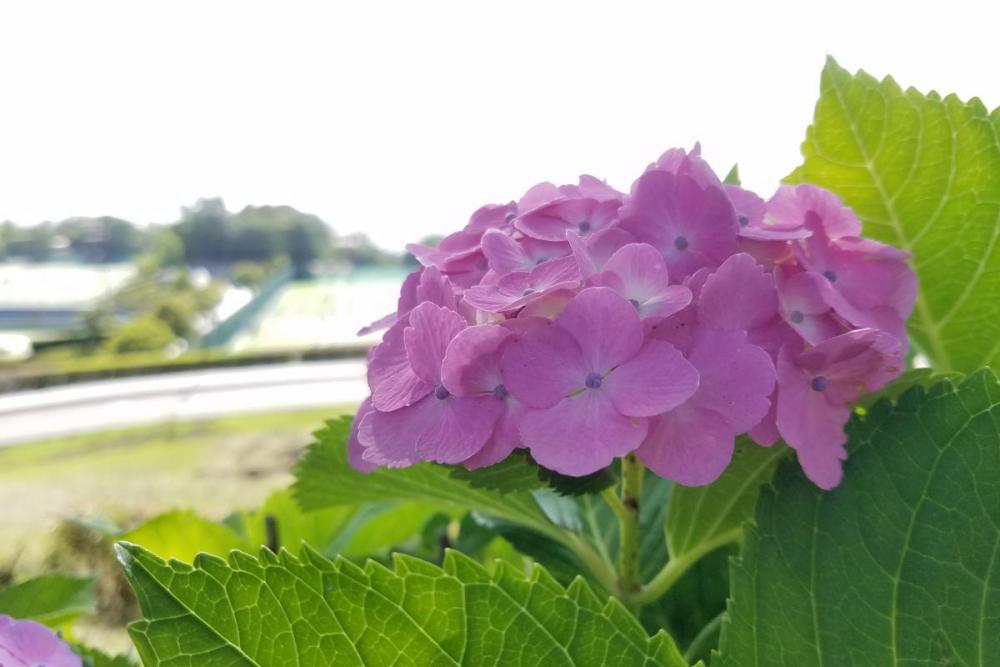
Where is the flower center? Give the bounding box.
[505,211,517,223]
[674,235,689,251]
[811,376,829,392]
[577,220,592,233]
[628,298,640,309]
[738,214,749,227]
[584,372,603,389]
[823,270,837,283]
[434,385,451,400]
[789,310,805,324]
[493,384,507,399]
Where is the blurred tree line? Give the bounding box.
[0,198,403,276]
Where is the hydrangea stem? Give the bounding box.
[617,453,644,600]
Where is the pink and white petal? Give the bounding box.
[520,391,648,476]
[516,211,574,241]
[414,267,459,312]
[699,253,778,331]
[637,406,735,486]
[554,287,643,371]
[462,273,531,313]
[640,285,692,320]
[518,288,576,320]
[775,348,848,489]
[348,398,378,472]
[481,229,532,275]
[416,395,504,464]
[528,254,580,289]
[501,322,588,408]
[403,303,467,385]
[601,243,673,302]
[604,340,699,417]
[688,329,776,433]
[441,325,510,397]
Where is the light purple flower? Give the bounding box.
[768,184,861,238]
[513,178,623,242]
[641,254,776,485]
[0,615,81,667]
[775,329,904,489]
[646,143,722,189]
[463,255,580,313]
[359,303,503,465]
[591,243,692,321]
[638,329,775,486]
[619,170,739,280]
[440,324,524,469]
[774,266,846,344]
[480,229,569,276]
[728,185,810,241]
[501,287,698,475]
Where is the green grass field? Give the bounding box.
[0,406,351,575]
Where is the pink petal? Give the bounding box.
[501,321,588,408]
[775,347,848,489]
[554,287,643,371]
[441,325,510,396]
[603,340,699,417]
[698,253,777,331]
[768,184,861,239]
[688,329,775,433]
[462,400,524,469]
[368,321,431,411]
[638,406,734,486]
[481,229,532,275]
[748,395,780,446]
[403,303,466,385]
[416,395,504,464]
[348,398,377,472]
[520,390,648,476]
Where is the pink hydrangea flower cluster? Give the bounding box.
[351,146,915,489]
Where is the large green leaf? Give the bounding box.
[117,543,686,667]
[717,370,1000,666]
[666,439,787,562]
[788,56,1000,373]
[121,509,248,562]
[293,418,565,544]
[0,573,95,628]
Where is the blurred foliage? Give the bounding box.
[104,316,175,354]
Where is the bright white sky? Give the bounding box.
[1,0,997,251]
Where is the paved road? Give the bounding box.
[0,360,368,447]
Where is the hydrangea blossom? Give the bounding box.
[354,146,913,489]
[0,615,82,667]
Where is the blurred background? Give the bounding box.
[1,0,996,654]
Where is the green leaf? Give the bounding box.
[117,543,687,667]
[0,573,95,628]
[293,418,564,543]
[717,370,1000,666]
[666,438,787,561]
[449,450,545,493]
[856,367,963,410]
[121,509,248,562]
[788,56,1000,373]
[539,464,618,497]
[241,489,355,553]
[722,164,740,186]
